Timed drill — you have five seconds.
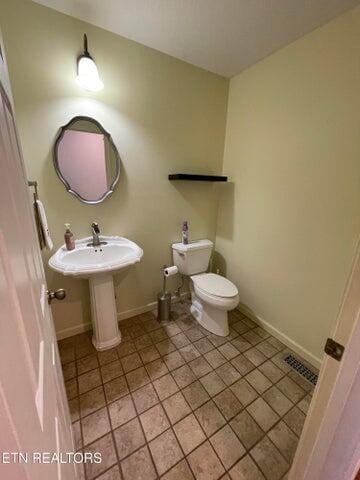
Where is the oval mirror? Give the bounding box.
[53,116,120,204]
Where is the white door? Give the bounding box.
[0,34,76,480]
[290,239,360,480]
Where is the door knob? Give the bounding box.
[47,288,66,304]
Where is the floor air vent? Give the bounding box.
[283,353,318,386]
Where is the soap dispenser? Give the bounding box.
[181,220,189,245]
[64,223,75,251]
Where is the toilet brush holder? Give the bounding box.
[157,266,172,322]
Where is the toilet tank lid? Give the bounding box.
[172,239,213,253]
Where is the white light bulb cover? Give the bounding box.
[76,55,104,92]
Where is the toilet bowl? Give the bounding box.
[172,239,239,336]
[190,273,239,336]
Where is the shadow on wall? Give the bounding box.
[216,181,235,241]
[212,250,227,277]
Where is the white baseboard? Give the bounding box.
[236,304,322,370]
[56,292,190,340]
[56,322,92,340]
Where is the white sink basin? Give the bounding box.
[49,235,143,351]
[49,236,143,277]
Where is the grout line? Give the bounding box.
[64,309,310,479]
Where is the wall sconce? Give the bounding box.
[76,34,104,92]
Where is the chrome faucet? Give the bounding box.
[87,222,107,247]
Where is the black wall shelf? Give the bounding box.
[168,174,228,182]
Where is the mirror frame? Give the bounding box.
[53,115,121,204]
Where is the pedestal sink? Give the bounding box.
[49,236,143,350]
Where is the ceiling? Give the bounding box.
[33,0,360,77]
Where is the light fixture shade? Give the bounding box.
[76,55,104,92]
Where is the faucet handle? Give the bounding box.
[92,222,100,233]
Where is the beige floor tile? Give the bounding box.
[139,345,161,364]
[144,319,162,332]
[149,428,184,476]
[243,331,263,346]
[245,370,272,394]
[204,349,227,368]
[77,354,99,375]
[230,411,264,450]
[268,421,299,463]
[134,334,153,350]
[145,358,169,381]
[173,413,206,454]
[229,454,265,480]
[213,388,243,421]
[200,371,226,397]
[126,366,151,391]
[104,376,129,403]
[263,386,293,416]
[117,341,136,358]
[156,339,177,356]
[153,373,179,400]
[230,379,258,406]
[256,340,278,358]
[80,386,106,417]
[267,337,286,352]
[231,337,252,353]
[132,382,159,414]
[121,352,143,373]
[171,332,191,349]
[63,362,76,381]
[253,327,271,340]
[250,437,289,480]
[172,364,197,388]
[193,337,213,354]
[185,327,205,342]
[231,354,255,375]
[96,465,121,480]
[81,407,111,446]
[216,363,242,386]
[97,348,118,366]
[258,361,285,383]
[85,433,117,480]
[60,347,75,365]
[218,342,240,360]
[210,424,245,469]
[161,459,194,480]
[163,323,182,337]
[231,320,249,335]
[150,327,168,343]
[78,369,102,395]
[162,391,191,424]
[297,394,312,414]
[108,394,136,429]
[187,441,225,480]
[163,351,185,371]
[283,406,306,436]
[121,446,157,480]
[183,381,210,409]
[243,348,267,367]
[140,403,170,441]
[179,344,201,362]
[189,356,213,378]
[69,397,80,422]
[195,400,226,436]
[288,370,314,392]
[276,377,305,403]
[247,398,279,432]
[100,360,123,383]
[208,333,228,348]
[72,421,82,450]
[65,379,78,400]
[113,417,145,460]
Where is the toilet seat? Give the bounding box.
[191,273,239,311]
[191,273,238,298]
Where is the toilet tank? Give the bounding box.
[172,239,213,275]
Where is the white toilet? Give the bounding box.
[172,239,239,336]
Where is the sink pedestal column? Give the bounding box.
[89,274,121,350]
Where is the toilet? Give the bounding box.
[172,239,239,336]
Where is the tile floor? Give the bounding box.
[59,302,315,480]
